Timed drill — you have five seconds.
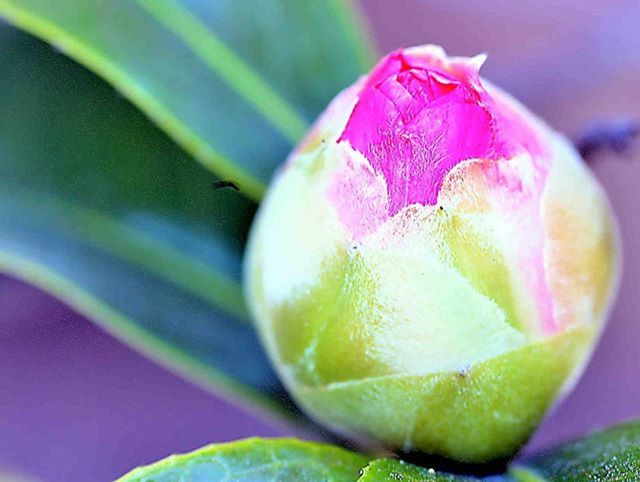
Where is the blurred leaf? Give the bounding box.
[512,420,640,481]
[0,0,374,200]
[0,0,374,424]
[0,26,288,415]
[116,438,368,482]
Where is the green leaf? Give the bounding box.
[357,459,480,481]
[0,0,374,423]
[512,420,640,481]
[115,421,640,482]
[116,438,369,482]
[116,439,506,482]
[0,0,375,200]
[0,26,287,414]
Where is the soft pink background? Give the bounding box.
[1,2,638,480]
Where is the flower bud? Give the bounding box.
[244,45,620,462]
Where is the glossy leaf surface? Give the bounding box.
[358,459,480,481]
[513,420,640,481]
[0,0,374,419]
[116,420,640,480]
[0,26,284,412]
[0,0,374,199]
[117,438,368,482]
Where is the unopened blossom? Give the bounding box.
[245,45,620,462]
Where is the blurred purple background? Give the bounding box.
[1,1,639,480]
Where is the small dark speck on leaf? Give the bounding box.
[51,42,65,54]
[211,180,240,191]
[576,117,639,161]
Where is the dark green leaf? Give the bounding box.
[116,438,369,481]
[512,420,640,481]
[0,0,375,199]
[0,0,375,424]
[359,422,640,482]
[0,26,287,414]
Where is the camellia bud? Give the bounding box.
[245,45,620,462]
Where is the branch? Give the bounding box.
[575,117,639,162]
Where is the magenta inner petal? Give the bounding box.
[337,51,544,218]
